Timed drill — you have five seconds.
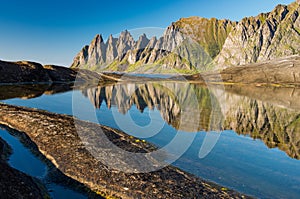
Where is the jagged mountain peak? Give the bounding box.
[136,34,150,50]
[270,3,287,13]
[91,34,104,43]
[145,36,157,49]
[108,34,114,40]
[71,1,300,73]
[118,30,132,39]
[138,33,148,40]
[171,16,237,59]
[116,30,136,60]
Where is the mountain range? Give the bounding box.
[71,1,300,73]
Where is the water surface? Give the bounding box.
[1,82,300,199]
[0,126,92,199]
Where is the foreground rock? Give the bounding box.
[0,136,49,199]
[0,103,248,199]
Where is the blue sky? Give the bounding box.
[0,0,295,66]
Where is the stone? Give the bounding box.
[0,60,117,84]
[0,103,247,199]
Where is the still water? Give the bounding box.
[0,127,90,199]
[1,82,300,199]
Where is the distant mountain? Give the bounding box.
[215,1,300,68]
[71,1,300,73]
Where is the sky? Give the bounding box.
[0,0,295,66]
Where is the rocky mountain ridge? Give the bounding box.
[71,18,236,72]
[215,1,300,68]
[71,1,300,73]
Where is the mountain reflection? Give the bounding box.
[82,82,224,132]
[0,83,74,100]
[83,82,300,160]
[0,82,299,160]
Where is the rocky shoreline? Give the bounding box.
[183,55,300,86]
[0,55,298,198]
[0,60,117,84]
[99,55,300,87]
[0,135,49,199]
[0,103,249,199]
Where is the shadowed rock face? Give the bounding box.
[0,60,110,84]
[0,84,74,100]
[82,82,300,159]
[0,61,52,83]
[0,103,246,199]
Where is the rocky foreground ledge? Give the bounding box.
[0,103,248,199]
